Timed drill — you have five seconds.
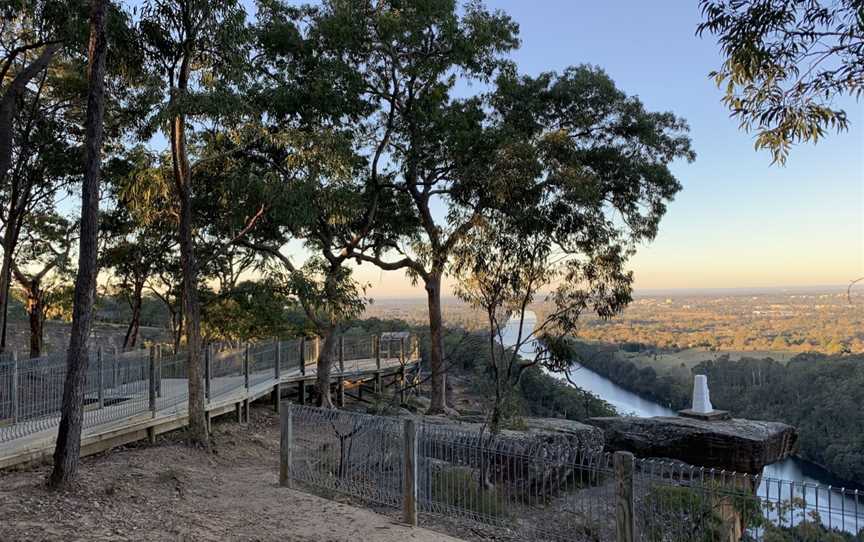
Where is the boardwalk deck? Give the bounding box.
[0,353,418,470]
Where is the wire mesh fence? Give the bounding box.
[283,405,864,542]
[0,334,417,448]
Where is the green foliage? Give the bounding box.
[574,337,864,483]
[201,279,306,341]
[694,353,864,484]
[698,0,863,164]
[518,366,615,421]
[642,484,730,542]
[450,63,694,428]
[568,340,692,411]
[430,466,509,519]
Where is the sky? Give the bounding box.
[349,0,864,298]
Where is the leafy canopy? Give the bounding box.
[698,0,863,164]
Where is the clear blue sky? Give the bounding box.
[353,0,864,296]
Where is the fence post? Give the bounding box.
[274,338,282,413]
[374,336,382,395]
[614,451,635,542]
[243,343,251,423]
[399,337,406,404]
[10,351,18,425]
[299,337,306,376]
[279,402,292,488]
[204,343,212,402]
[111,346,118,389]
[148,346,157,415]
[155,345,162,397]
[244,343,250,389]
[402,418,418,527]
[97,346,104,409]
[275,338,281,380]
[337,336,345,408]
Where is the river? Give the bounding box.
[502,311,863,532]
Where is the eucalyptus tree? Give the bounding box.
[103,148,185,351]
[101,207,173,350]
[305,0,520,414]
[192,0,395,408]
[232,172,376,408]
[0,1,88,352]
[138,0,251,445]
[50,0,109,489]
[452,66,695,431]
[698,0,864,164]
[12,212,75,357]
[198,125,376,407]
[0,0,85,188]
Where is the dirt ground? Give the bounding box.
[0,407,461,542]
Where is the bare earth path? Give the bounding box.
[0,407,460,542]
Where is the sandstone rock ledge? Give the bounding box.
[419,416,605,494]
[587,416,798,474]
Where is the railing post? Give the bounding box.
[10,351,18,425]
[274,338,282,413]
[244,343,250,389]
[155,345,162,397]
[275,338,281,380]
[399,337,406,404]
[299,337,306,376]
[374,335,382,395]
[279,402,293,487]
[298,337,306,405]
[204,343,212,402]
[111,346,118,389]
[97,346,104,409]
[148,346,157,416]
[243,343,251,424]
[402,418,418,527]
[337,336,345,408]
[614,451,635,542]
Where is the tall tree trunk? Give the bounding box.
[122,281,143,349]
[316,324,337,409]
[425,271,447,414]
[170,56,207,447]
[27,288,43,358]
[49,0,106,488]
[0,209,22,352]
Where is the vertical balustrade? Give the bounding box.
[337,336,345,408]
[97,347,104,409]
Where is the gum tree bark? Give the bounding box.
[424,271,446,413]
[122,279,144,348]
[170,51,208,447]
[49,0,106,488]
[316,324,337,409]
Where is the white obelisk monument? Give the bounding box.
[679,374,729,420]
[691,374,713,413]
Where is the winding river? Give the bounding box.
[502,311,863,533]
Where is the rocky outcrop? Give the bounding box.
[587,416,798,474]
[420,416,606,494]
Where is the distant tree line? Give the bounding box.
[570,340,864,484]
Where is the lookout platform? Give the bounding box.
[0,335,420,470]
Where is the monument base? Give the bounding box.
[678,409,731,421]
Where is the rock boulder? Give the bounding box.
[420,416,605,494]
[587,416,798,473]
